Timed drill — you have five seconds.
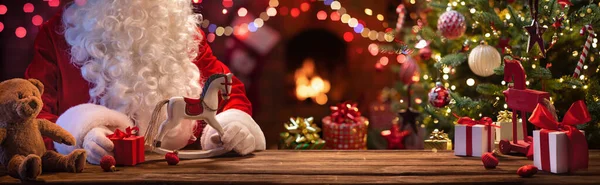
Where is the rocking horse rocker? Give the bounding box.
[144,73,234,159]
[499,58,550,156]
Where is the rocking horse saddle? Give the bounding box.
[184,97,204,116]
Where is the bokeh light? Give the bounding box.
[300,2,310,12]
[207,33,216,43]
[317,11,327,20]
[267,7,277,16]
[23,3,34,13]
[49,0,61,7]
[0,22,4,32]
[32,15,43,26]
[16,27,27,38]
[290,8,300,18]
[222,0,233,8]
[379,56,389,66]
[331,1,341,10]
[343,32,354,42]
[0,5,7,15]
[330,12,340,21]
[279,6,289,16]
[238,8,248,17]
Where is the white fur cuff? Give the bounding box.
[54,103,134,155]
[201,109,266,150]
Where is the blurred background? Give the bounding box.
[0,0,403,149]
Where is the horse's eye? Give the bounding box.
[18,92,24,99]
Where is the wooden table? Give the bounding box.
[1,150,599,184]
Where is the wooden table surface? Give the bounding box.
[1,150,599,184]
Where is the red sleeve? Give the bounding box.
[25,21,61,151]
[194,30,252,116]
[25,23,60,123]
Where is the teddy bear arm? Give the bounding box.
[37,119,76,146]
[0,128,6,145]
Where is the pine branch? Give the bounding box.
[476,83,506,96]
[472,12,504,30]
[529,67,553,79]
[507,5,525,29]
[434,53,467,69]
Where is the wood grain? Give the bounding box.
[0,150,599,184]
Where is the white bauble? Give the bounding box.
[468,44,501,77]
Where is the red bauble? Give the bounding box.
[437,10,466,40]
[419,47,432,60]
[100,155,116,172]
[398,57,420,84]
[165,151,180,165]
[517,165,538,178]
[482,152,499,169]
[428,82,450,108]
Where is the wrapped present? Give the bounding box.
[424,129,452,150]
[279,117,326,150]
[453,114,499,157]
[494,110,524,142]
[323,102,368,150]
[107,126,145,166]
[529,101,590,174]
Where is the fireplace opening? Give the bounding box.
[285,29,348,105]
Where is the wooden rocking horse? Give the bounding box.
[499,58,550,155]
[144,73,233,159]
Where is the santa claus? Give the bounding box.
[24,0,265,164]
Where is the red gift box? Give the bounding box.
[529,101,590,173]
[108,127,145,166]
[322,102,368,150]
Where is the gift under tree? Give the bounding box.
[24,0,265,164]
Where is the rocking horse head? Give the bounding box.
[202,73,233,100]
[503,58,527,90]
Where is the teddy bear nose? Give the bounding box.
[29,101,38,109]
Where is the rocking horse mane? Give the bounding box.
[201,74,227,98]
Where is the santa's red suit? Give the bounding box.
[25,6,265,164]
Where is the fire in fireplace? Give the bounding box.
[294,58,331,105]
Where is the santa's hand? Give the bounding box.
[208,122,256,155]
[82,126,114,164]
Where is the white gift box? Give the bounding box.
[494,120,524,142]
[533,130,585,174]
[454,125,495,157]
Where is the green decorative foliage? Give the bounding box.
[434,53,467,69]
[377,0,600,148]
[476,83,506,96]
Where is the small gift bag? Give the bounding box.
[107,126,145,166]
[323,102,368,150]
[494,110,524,142]
[529,101,590,174]
[424,129,452,150]
[454,114,498,157]
[279,117,326,150]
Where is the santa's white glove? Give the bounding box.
[207,122,256,155]
[83,126,115,164]
[200,109,265,155]
[55,104,134,164]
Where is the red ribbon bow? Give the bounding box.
[330,102,361,124]
[454,114,500,155]
[528,100,590,172]
[108,126,139,139]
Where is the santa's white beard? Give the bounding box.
[62,0,203,135]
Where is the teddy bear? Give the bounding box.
[0,78,87,181]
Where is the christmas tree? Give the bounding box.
[379,0,600,148]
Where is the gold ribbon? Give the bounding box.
[429,129,450,141]
[281,117,322,147]
[497,110,513,123]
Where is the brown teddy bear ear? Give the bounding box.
[28,79,44,95]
